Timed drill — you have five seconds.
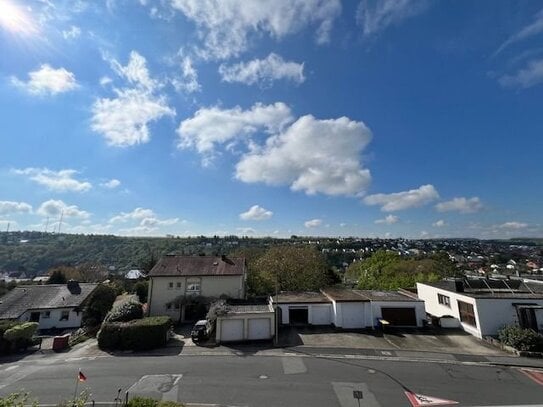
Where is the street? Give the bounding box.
[1,350,543,406]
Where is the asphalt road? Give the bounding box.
[1,352,543,407]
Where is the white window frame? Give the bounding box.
[42,311,51,319]
[186,278,201,295]
[59,310,70,321]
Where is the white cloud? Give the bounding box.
[12,168,91,192]
[109,207,156,223]
[101,179,121,189]
[219,53,305,86]
[499,58,543,89]
[172,55,201,93]
[435,197,483,213]
[239,205,273,221]
[236,115,372,196]
[37,199,90,219]
[62,25,81,40]
[100,76,113,87]
[356,0,429,37]
[0,201,32,215]
[499,221,528,229]
[304,218,322,228]
[139,217,179,227]
[177,102,293,157]
[11,64,78,95]
[236,227,256,235]
[92,51,175,147]
[363,184,439,212]
[92,88,175,147]
[495,9,543,55]
[433,219,447,227]
[375,214,399,224]
[340,222,347,227]
[168,0,341,59]
[109,50,157,90]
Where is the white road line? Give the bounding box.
[4,365,19,372]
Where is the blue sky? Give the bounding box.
[0,0,542,239]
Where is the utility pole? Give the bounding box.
[57,210,63,234]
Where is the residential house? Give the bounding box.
[417,278,543,338]
[147,255,247,322]
[0,280,99,331]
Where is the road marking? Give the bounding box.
[127,374,183,400]
[281,356,307,374]
[380,350,393,356]
[4,365,19,372]
[520,368,543,386]
[332,382,380,407]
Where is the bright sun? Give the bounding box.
[0,0,37,35]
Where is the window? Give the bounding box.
[174,303,180,309]
[42,311,51,319]
[60,310,69,321]
[176,282,182,289]
[458,300,477,327]
[166,303,172,310]
[438,294,450,307]
[168,282,174,289]
[186,278,201,295]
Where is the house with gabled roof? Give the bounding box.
[0,280,99,331]
[147,255,247,322]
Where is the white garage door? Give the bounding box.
[248,318,271,340]
[311,305,332,325]
[220,319,244,342]
[341,303,366,329]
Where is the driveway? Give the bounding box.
[279,326,505,356]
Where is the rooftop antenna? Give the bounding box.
[44,217,49,233]
[57,210,63,234]
[6,222,10,234]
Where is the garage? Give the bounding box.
[311,305,332,325]
[215,302,275,344]
[220,319,244,342]
[381,307,417,326]
[341,303,366,329]
[289,307,309,325]
[248,318,271,340]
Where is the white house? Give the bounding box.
[417,279,543,338]
[272,288,426,329]
[147,255,247,322]
[0,281,99,331]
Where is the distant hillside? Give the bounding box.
[0,231,265,275]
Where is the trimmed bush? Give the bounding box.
[127,397,185,407]
[498,325,543,351]
[105,299,143,323]
[3,322,38,351]
[0,321,19,354]
[97,316,172,351]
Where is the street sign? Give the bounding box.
[404,391,459,406]
[353,390,363,399]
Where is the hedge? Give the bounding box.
[127,397,185,407]
[498,325,543,352]
[97,316,172,351]
[0,321,19,354]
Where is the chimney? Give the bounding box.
[67,279,81,294]
[454,279,464,293]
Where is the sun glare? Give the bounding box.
[0,0,37,35]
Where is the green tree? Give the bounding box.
[254,246,329,293]
[134,280,149,303]
[82,284,117,327]
[47,269,67,284]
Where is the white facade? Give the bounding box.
[216,308,275,343]
[275,303,333,325]
[417,282,543,338]
[371,301,426,328]
[19,308,83,330]
[148,274,245,318]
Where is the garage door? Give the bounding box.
[341,303,366,329]
[248,318,271,340]
[311,305,331,325]
[220,319,244,342]
[381,307,417,326]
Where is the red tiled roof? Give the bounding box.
[148,255,246,277]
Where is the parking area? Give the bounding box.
[279,326,505,356]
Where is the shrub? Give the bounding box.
[0,321,19,354]
[0,392,36,407]
[498,325,543,351]
[83,284,117,327]
[134,281,149,303]
[127,398,185,407]
[105,299,143,323]
[3,322,38,351]
[97,316,172,351]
